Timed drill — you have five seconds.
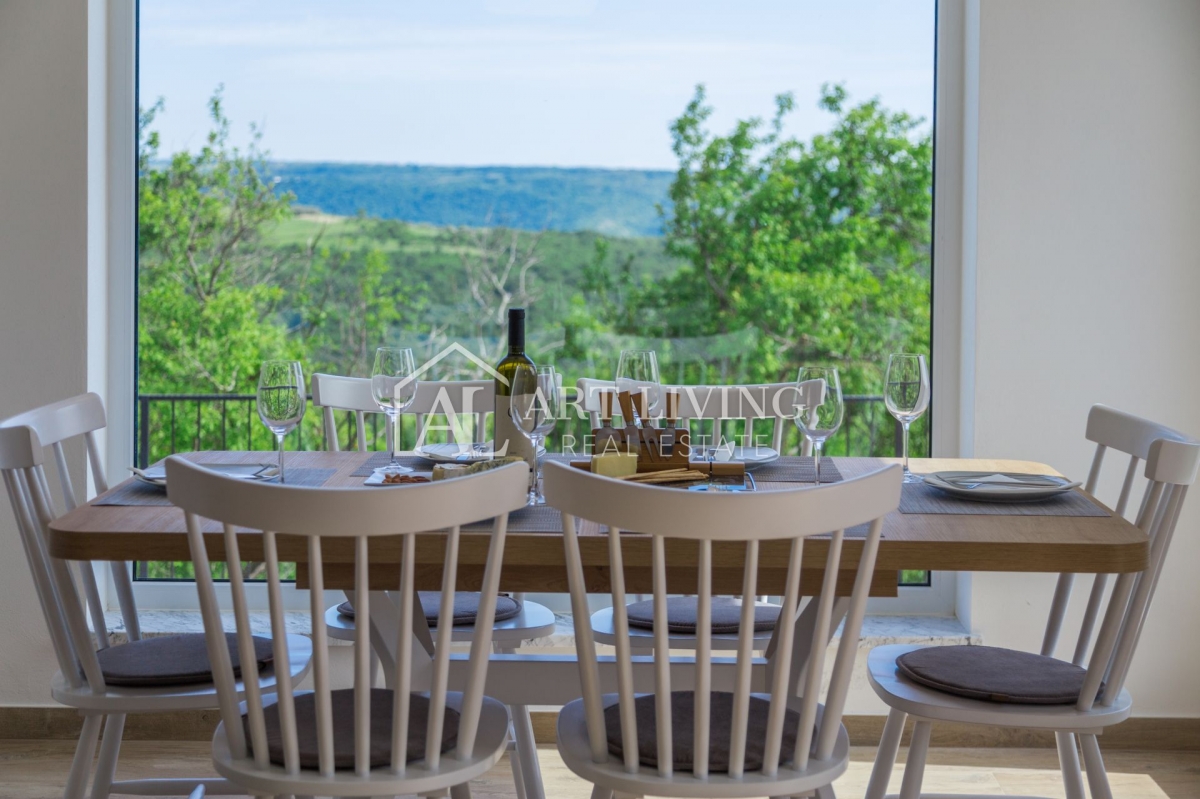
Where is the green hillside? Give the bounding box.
[270,162,673,237]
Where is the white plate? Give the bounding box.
[925,471,1079,503]
[131,463,276,487]
[692,445,780,469]
[414,442,547,464]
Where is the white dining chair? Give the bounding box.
[544,458,902,799]
[0,393,312,799]
[864,404,1200,799]
[576,378,823,655]
[167,455,528,799]
[313,371,495,450]
[311,372,556,799]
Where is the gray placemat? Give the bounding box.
[898,482,1109,517]
[747,456,844,484]
[92,468,338,507]
[463,504,563,533]
[351,453,429,476]
[355,450,575,477]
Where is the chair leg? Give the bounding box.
[865,707,908,799]
[65,714,104,799]
[1079,734,1114,799]
[511,705,546,799]
[814,783,837,799]
[1056,732,1086,799]
[898,720,932,799]
[450,782,473,799]
[589,788,613,799]
[89,713,126,799]
[510,731,529,799]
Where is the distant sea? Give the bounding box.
[270,162,674,238]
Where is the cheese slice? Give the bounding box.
[591,452,639,478]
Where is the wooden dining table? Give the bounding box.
[47,450,1149,706]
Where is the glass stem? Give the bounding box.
[814,442,823,485]
[902,421,911,475]
[532,434,543,503]
[391,410,401,464]
[276,432,285,484]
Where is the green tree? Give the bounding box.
[600,84,932,393]
[137,88,298,396]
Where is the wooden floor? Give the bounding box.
[0,742,1196,799]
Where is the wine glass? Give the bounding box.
[614,350,662,421]
[256,360,306,484]
[793,366,844,484]
[371,347,419,471]
[884,353,931,483]
[510,366,559,504]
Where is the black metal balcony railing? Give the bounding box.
[133,391,929,586]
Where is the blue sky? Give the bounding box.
[140,0,935,170]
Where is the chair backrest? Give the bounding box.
[575,378,821,455]
[1040,404,1200,710]
[167,456,528,780]
[311,373,495,451]
[0,392,143,698]
[544,460,901,781]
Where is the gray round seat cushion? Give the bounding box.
[625,596,780,634]
[96,633,274,687]
[896,645,1101,705]
[604,691,801,773]
[337,592,522,626]
[246,688,459,770]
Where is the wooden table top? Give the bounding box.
[47,451,1148,595]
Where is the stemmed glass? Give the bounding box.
[884,353,930,483]
[510,366,559,504]
[256,360,306,484]
[614,349,662,420]
[793,366,844,484]
[371,347,419,472]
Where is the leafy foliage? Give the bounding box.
[138,89,299,394]
[586,84,932,395]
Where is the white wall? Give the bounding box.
[961,0,1200,717]
[0,0,91,704]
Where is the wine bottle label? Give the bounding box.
[494,393,537,485]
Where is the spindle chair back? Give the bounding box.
[0,393,137,687]
[311,372,494,450]
[1040,404,1200,710]
[862,405,1200,799]
[544,459,901,797]
[0,396,287,798]
[167,456,528,797]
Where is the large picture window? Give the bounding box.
[134,1,937,593]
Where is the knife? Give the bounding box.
[629,390,658,462]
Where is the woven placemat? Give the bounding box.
[898,483,1109,517]
[463,504,564,533]
[747,456,844,484]
[92,468,338,507]
[351,453,429,476]
[354,450,575,477]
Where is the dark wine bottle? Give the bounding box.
[494,308,537,475]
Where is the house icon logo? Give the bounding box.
[407,341,509,385]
